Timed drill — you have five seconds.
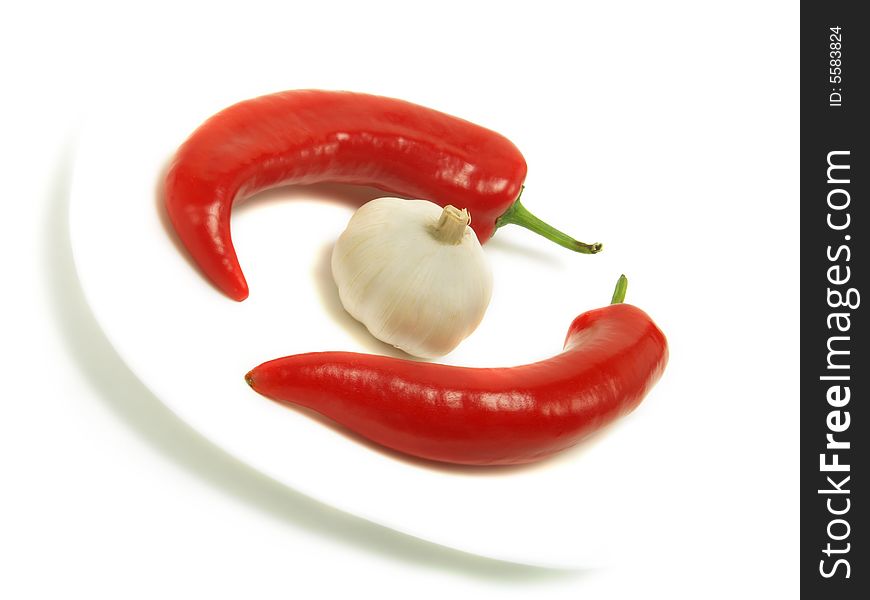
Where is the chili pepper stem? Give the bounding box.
[495,186,603,254]
[611,275,628,304]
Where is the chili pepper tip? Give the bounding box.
[245,371,255,388]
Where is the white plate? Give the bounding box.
[69,82,667,569]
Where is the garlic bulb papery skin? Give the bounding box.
[331,197,493,359]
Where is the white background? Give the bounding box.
[1,1,798,598]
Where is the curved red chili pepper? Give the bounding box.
[244,277,667,466]
[165,90,601,301]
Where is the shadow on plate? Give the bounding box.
[47,137,585,581]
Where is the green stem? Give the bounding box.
[495,187,603,254]
[611,274,628,304]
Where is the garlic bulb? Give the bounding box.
[332,197,493,358]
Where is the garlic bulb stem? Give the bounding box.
[430,205,470,245]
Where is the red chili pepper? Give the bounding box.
[165,90,602,301]
[245,276,667,466]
